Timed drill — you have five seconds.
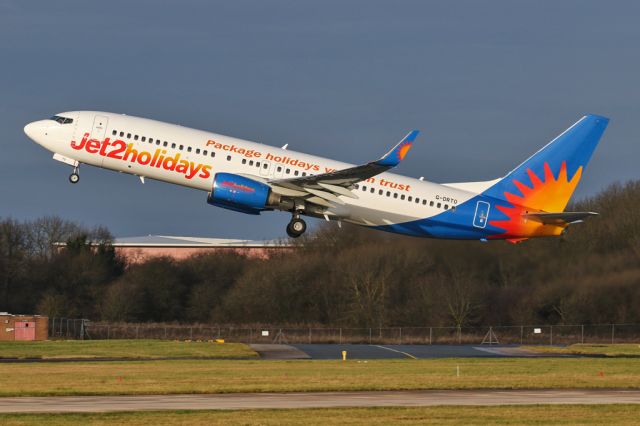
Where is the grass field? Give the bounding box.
[0,357,638,397]
[1,405,640,425]
[526,343,640,357]
[0,340,257,360]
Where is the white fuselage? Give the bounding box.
[25,111,486,229]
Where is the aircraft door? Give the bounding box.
[91,115,109,140]
[259,160,272,177]
[473,201,490,229]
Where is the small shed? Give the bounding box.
[0,313,48,341]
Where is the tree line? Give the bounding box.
[1,180,640,327]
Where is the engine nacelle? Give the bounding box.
[207,173,277,215]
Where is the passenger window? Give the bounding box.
[256,162,261,167]
[386,191,391,197]
[355,184,360,189]
[203,150,207,155]
[120,132,124,137]
[172,143,176,149]
[408,196,412,202]
[263,163,268,169]
[242,159,247,164]
[294,170,299,176]
[401,194,405,200]
[437,202,441,208]
[187,147,192,152]
[249,160,254,166]
[127,133,131,138]
[394,193,398,199]
[112,130,117,136]
[302,172,307,176]
[430,201,434,207]
[379,190,383,195]
[452,206,456,212]
[444,204,449,210]
[277,166,282,172]
[415,198,420,203]
[163,142,168,147]
[196,148,200,154]
[370,188,375,193]
[211,152,215,157]
[362,186,367,191]
[134,135,139,141]
[227,155,232,161]
[422,200,427,205]
[286,168,291,174]
[149,138,153,143]
[156,140,161,146]
[179,145,184,150]
[142,137,146,142]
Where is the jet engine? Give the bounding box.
[207,172,280,215]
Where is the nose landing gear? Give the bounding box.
[69,166,80,184]
[286,214,307,238]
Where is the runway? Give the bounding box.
[1,390,638,413]
[251,344,576,360]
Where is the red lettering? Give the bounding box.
[70,133,88,150]
[107,140,127,159]
[86,139,101,154]
[199,165,212,179]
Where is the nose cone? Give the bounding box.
[24,120,50,143]
[24,121,38,140]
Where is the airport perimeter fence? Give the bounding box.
[48,319,640,345]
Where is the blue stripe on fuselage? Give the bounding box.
[373,193,512,239]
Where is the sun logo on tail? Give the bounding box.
[397,141,412,162]
[489,161,582,238]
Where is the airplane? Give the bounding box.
[24,111,609,242]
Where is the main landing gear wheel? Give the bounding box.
[286,217,307,238]
[69,173,80,184]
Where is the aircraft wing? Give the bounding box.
[268,130,419,207]
[523,211,598,225]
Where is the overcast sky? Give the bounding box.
[1,1,638,239]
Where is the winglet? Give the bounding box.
[375,130,419,167]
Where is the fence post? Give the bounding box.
[369,328,372,345]
[339,328,342,344]
[429,327,432,345]
[611,324,615,344]
[309,328,312,344]
[581,324,584,344]
[520,326,524,345]
[399,327,402,345]
[107,325,110,340]
[458,326,461,344]
[550,325,553,346]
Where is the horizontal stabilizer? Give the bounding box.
[523,211,598,225]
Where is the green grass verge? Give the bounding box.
[0,340,257,360]
[526,344,640,357]
[0,358,638,397]
[1,405,640,425]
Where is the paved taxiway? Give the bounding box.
[251,344,573,360]
[1,390,639,413]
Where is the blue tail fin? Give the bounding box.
[482,114,609,211]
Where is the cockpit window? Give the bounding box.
[50,115,74,124]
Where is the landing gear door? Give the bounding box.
[91,115,109,140]
[473,201,490,229]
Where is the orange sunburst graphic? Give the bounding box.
[489,161,582,239]
[397,142,412,161]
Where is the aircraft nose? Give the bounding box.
[24,120,47,141]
